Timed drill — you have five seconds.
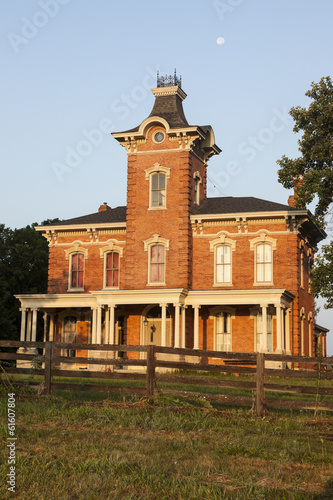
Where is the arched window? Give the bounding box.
[250,234,276,286]
[256,243,272,283]
[105,252,119,287]
[145,163,171,209]
[70,253,84,289]
[150,244,165,283]
[151,172,166,207]
[215,245,232,284]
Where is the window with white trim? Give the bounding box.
[256,243,272,283]
[216,245,232,284]
[256,310,272,352]
[145,163,171,210]
[144,234,169,285]
[105,252,120,288]
[215,312,231,352]
[151,172,166,207]
[70,253,84,289]
[150,244,165,283]
[65,244,88,291]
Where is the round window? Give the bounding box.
[153,131,165,143]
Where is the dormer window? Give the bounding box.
[145,163,171,210]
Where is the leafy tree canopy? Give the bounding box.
[311,241,333,309]
[277,76,333,229]
[277,77,333,310]
[0,219,60,341]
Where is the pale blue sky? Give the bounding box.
[1,0,332,352]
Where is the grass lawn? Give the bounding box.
[1,379,333,499]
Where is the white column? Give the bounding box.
[308,318,313,357]
[275,303,282,353]
[173,303,180,348]
[285,308,291,354]
[26,310,32,342]
[261,304,268,352]
[281,307,286,352]
[109,305,116,344]
[20,308,27,342]
[96,306,102,345]
[160,303,167,347]
[104,307,110,345]
[49,314,55,342]
[31,308,38,342]
[91,307,97,344]
[193,305,200,350]
[181,305,186,348]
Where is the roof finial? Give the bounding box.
[157,70,182,88]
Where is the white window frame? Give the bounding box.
[145,163,171,210]
[65,244,88,291]
[250,234,276,286]
[144,234,170,286]
[100,241,124,290]
[210,306,235,353]
[210,234,236,286]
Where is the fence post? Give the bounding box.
[146,344,155,398]
[44,341,52,395]
[256,352,265,416]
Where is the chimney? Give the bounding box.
[288,175,303,208]
[98,202,111,212]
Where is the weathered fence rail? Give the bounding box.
[0,340,332,416]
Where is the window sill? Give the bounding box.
[67,288,85,292]
[252,282,274,287]
[146,283,166,287]
[103,286,120,290]
[148,207,167,211]
[213,283,233,287]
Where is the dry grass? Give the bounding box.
[1,386,333,499]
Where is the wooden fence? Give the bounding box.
[1,340,333,416]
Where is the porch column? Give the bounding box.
[91,307,97,344]
[160,303,167,347]
[281,307,286,352]
[285,308,291,354]
[109,305,116,344]
[19,308,27,342]
[275,303,282,353]
[173,303,180,348]
[96,306,102,344]
[180,305,186,348]
[261,304,268,352]
[43,313,48,342]
[193,305,200,350]
[31,308,38,342]
[26,310,32,342]
[49,314,55,342]
[104,307,110,345]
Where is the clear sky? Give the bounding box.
[1,0,332,353]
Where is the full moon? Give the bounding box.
[217,37,225,45]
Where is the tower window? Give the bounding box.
[150,244,165,283]
[151,173,166,207]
